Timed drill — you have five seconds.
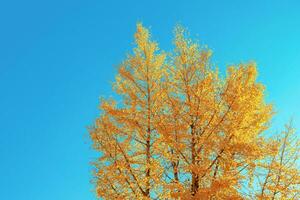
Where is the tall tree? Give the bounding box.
[89,24,300,199]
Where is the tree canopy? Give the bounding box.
[89,24,300,199]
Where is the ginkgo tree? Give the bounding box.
[89,24,300,200]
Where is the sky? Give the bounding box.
[0,0,299,199]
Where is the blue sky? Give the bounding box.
[0,0,299,199]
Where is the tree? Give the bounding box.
[89,24,300,199]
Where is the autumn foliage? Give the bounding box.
[89,24,300,199]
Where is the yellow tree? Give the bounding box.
[158,26,275,199]
[255,122,300,200]
[90,24,168,199]
[89,24,300,199]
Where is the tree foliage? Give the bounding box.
[89,24,300,199]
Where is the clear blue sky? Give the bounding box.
[0,0,299,199]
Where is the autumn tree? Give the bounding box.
[89,24,300,199]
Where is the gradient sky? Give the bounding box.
[0,0,299,199]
